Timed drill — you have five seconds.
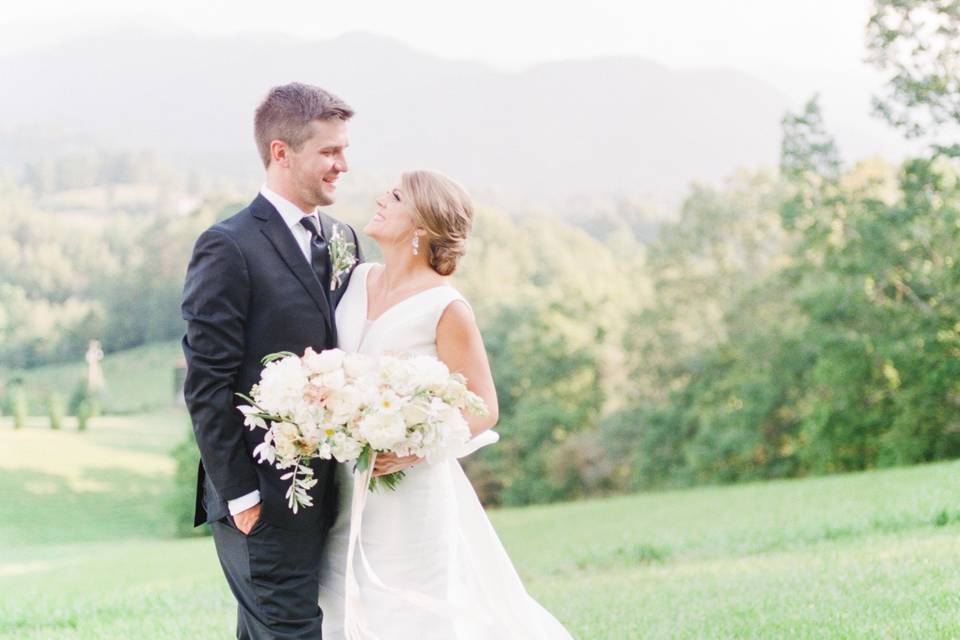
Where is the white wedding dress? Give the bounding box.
[318,262,573,640]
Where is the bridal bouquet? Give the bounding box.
[236,348,488,513]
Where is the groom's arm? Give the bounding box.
[181,227,259,504]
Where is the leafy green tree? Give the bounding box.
[867,0,960,153]
[454,207,642,504]
[778,92,960,470]
[472,301,605,504]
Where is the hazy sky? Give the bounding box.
[1,0,872,72]
[2,0,910,159]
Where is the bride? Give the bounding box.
[318,170,572,639]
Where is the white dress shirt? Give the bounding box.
[226,185,323,516]
[261,183,323,261]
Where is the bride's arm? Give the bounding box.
[436,300,499,437]
[372,299,499,477]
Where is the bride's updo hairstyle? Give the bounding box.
[401,170,474,276]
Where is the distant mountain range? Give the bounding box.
[1,30,792,198]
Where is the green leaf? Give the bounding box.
[356,445,372,472]
[370,470,405,492]
[261,351,297,365]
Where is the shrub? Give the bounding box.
[46,393,64,430]
[10,387,28,430]
[69,379,100,432]
[76,398,95,431]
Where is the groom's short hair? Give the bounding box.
[254,83,354,168]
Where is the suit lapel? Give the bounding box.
[252,195,334,335]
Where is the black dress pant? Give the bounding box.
[210,516,325,639]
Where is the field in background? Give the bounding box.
[7,341,182,415]
[2,412,960,638]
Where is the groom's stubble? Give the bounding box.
[266,118,350,212]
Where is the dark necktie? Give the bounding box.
[299,216,331,290]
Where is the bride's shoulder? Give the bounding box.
[356,261,380,281]
[433,286,474,322]
[435,291,478,345]
[340,262,377,301]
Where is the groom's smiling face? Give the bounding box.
[286,118,350,208]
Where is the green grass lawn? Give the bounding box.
[2,412,960,638]
[5,341,183,415]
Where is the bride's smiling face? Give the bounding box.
[365,184,419,245]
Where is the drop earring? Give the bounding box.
[412,234,420,256]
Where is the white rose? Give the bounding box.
[409,356,450,388]
[358,411,408,451]
[256,356,309,416]
[438,406,471,442]
[420,406,470,462]
[380,357,415,394]
[343,353,376,380]
[290,403,324,430]
[319,368,346,390]
[326,386,364,423]
[331,431,364,462]
[303,347,345,374]
[402,398,431,427]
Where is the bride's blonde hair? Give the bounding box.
[401,170,474,276]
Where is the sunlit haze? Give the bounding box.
[1,0,912,174]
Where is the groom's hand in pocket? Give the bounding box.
[233,503,262,535]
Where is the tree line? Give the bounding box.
[5,1,959,508]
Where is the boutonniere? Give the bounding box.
[329,223,358,292]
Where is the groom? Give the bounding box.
[181,83,363,639]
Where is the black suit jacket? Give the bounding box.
[181,194,363,530]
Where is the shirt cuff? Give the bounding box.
[227,490,261,515]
